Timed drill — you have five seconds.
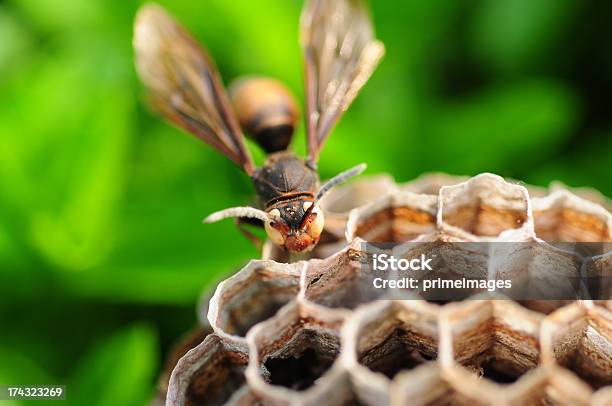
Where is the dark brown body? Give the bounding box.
[253,152,318,204]
[252,152,319,231]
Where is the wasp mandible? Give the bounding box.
[133,0,384,253]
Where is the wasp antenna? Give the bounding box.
[299,163,366,229]
[315,163,367,202]
[203,207,269,224]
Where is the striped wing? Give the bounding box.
[301,0,385,164]
[134,4,255,175]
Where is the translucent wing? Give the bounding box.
[301,0,385,164]
[134,4,255,175]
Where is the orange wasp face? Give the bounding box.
[264,201,325,253]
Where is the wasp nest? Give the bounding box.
[161,173,611,406]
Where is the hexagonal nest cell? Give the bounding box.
[243,302,350,405]
[439,174,531,238]
[347,193,438,243]
[543,303,612,389]
[320,174,397,237]
[445,300,542,385]
[351,301,439,379]
[532,191,611,243]
[302,242,390,309]
[159,172,611,406]
[208,260,302,339]
[166,334,248,406]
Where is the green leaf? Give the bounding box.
[471,0,580,73]
[0,8,32,73]
[0,343,54,406]
[67,324,158,406]
[10,0,107,31]
[528,129,612,197]
[0,41,133,271]
[0,346,52,385]
[424,79,578,175]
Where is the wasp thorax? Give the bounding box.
[264,202,325,253]
[230,77,299,153]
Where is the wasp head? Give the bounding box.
[264,200,324,252]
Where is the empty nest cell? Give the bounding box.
[543,303,612,389]
[166,334,248,406]
[439,174,531,238]
[346,192,437,243]
[353,301,439,379]
[444,300,542,385]
[532,190,611,243]
[157,326,213,398]
[246,300,345,404]
[208,260,301,339]
[392,240,492,301]
[320,174,397,238]
[339,301,439,406]
[303,242,390,309]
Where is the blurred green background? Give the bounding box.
[0,0,610,404]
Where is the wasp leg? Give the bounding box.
[235,217,264,250]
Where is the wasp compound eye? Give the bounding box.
[264,221,285,247]
[264,209,286,246]
[306,206,325,239]
[229,76,299,153]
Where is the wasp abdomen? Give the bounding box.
[230,77,299,153]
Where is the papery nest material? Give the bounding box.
[162,173,611,406]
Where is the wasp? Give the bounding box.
[133,0,384,253]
